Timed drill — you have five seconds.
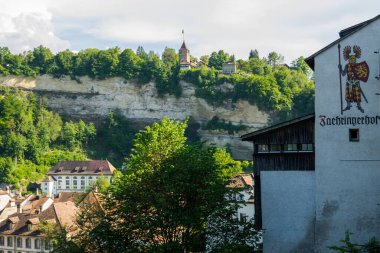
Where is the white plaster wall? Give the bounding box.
[237,190,254,221]
[314,19,380,252]
[261,171,315,253]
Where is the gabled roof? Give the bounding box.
[229,173,254,189]
[48,160,116,175]
[305,14,380,70]
[241,114,315,141]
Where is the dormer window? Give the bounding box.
[27,218,39,231]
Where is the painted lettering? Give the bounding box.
[318,115,380,127]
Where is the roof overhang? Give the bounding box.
[241,114,315,141]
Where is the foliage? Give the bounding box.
[0,87,94,190]
[209,50,230,70]
[204,116,248,134]
[180,54,314,121]
[0,46,314,120]
[329,231,380,253]
[91,110,136,167]
[38,220,83,253]
[67,117,259,252]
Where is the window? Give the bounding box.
[257,145,269,152]
[349,129,359,142]
[239,213,248,222]
[270,144,281,152]
[16,237,22,248]
[284,144,298,151]
[0,236,3,246]
[35,238,40,249]
[26,238,31,248]
[66,180,70,186]
[301,144,313,151]
[44,240,51,250]
[81,176,86,189]
[7,237,12,247]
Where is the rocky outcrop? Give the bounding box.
[0,75,270,160]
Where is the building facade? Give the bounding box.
[242,114,315,253]
[306,14,380,252]
[0,193,78,253]
[42,160,116,195]
[229,173,255,222]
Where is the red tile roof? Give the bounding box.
[229,173,254,189]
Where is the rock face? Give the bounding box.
[0,75,270,160]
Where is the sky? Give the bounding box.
[0,0,378,64]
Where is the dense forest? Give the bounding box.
[0,46,314,120]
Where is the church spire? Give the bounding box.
[181,29,187,49]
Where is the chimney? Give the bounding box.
[6,186,10,195]
[16,203,21,214]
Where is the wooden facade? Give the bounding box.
[241,114,315,229]
[242,114,315,174]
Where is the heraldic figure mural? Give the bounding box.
[338,45,369,113]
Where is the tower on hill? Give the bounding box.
[179,30,191,69]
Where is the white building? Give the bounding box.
[42,160,116,195]
[222,61,236,74]
[228,173,255,222]
[242,14,380,252]
[0,194,78,253]
[306,14,380,252]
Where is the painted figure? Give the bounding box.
[339,45,369,113]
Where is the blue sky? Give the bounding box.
[0,0,378,63]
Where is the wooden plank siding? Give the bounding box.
[242,115,315,174]
[254,153,315,174]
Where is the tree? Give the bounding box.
[117,49,141,80]
[200,55,209,66]
[249,49,259,59]
[91,48,120,79]
[291,56,312,77]
[53,50,75,77]
[29,45,55,74]
[67,117,260,252]
[267,51,284,70]
[209,50,229,70]
[161,47,178,67]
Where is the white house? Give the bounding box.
[228,173,255,222]
[42,160,116,195]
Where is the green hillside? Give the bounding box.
[0,46,314,121]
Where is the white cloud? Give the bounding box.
[0,10,70,53]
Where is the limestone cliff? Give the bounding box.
[0,75,270,160]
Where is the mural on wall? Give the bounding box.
[338,45,369,114]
